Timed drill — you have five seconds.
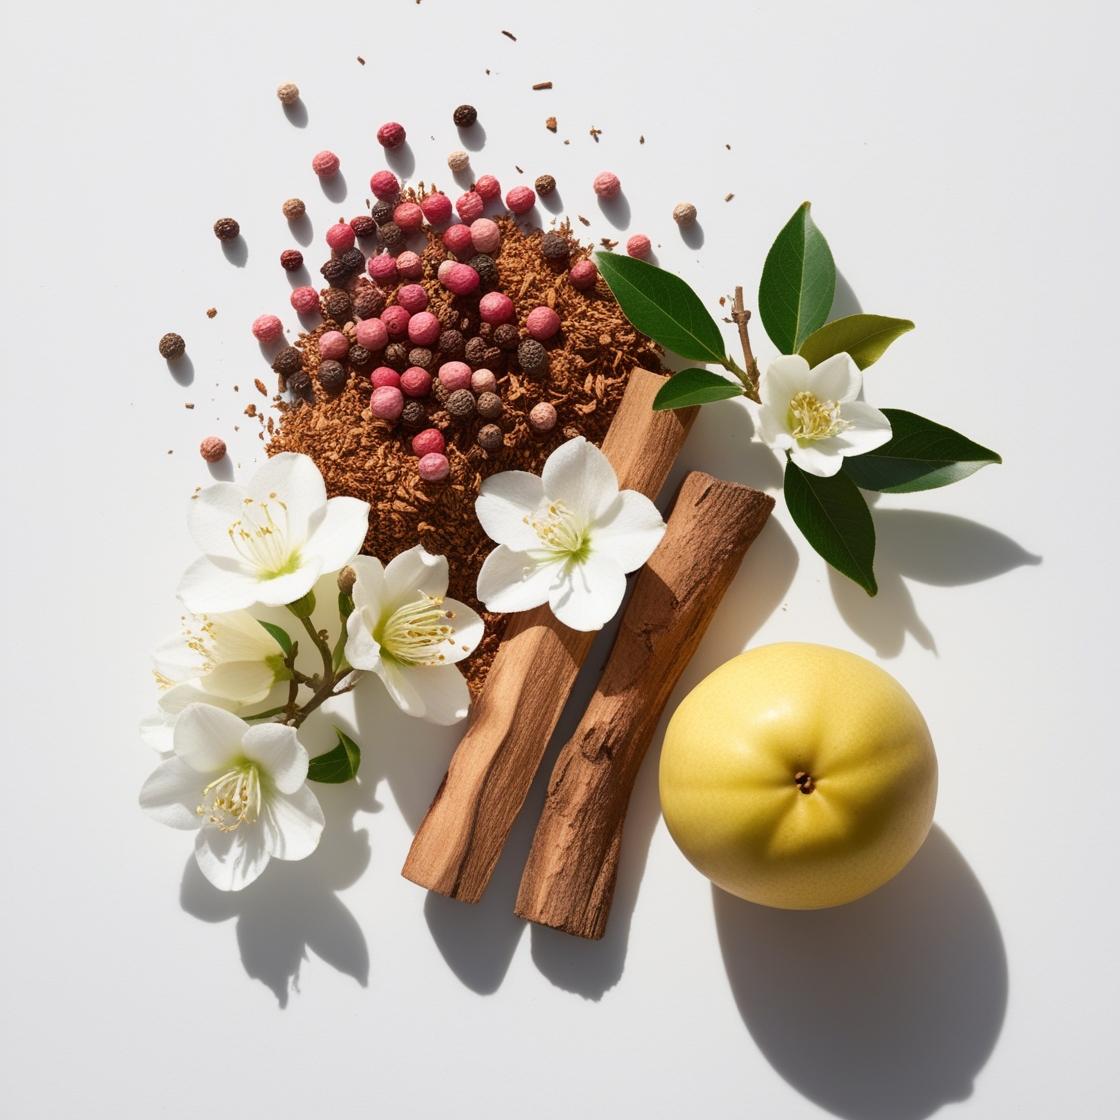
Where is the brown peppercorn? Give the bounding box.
[467,253,500,290]
[437,305,460,329]
[339,246,365,274]
[348,343,372,368]
[370,200,394,226]
[379,222,405,249]
[464,336,489,366]
[493,323,520,351]
[352,285,386,319]
[282,198,306,220]
[453,104,478,127]
[476,391,503,420]
[438,329,465,359]
[317,360,348,395]
[408,347,434,371]
[280,248,304,271]
[535,174,556,197]
[271,346,302,377]
[351,215,377,238]
[320,257,352,286]
[540,231,570,262]
[200,436,227,463]
[276,82,300,106]
[518,338,549,374]
[477,424,503,452]
[384,342,409,370]
[401,399,428,430]
[445,388,476,420]
[288,369,312,396]
[322,288,351,321]
[213,217,240,241]
[158,332,185,360]
[482,345,503,369]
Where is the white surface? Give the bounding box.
[2,1,1117,1117]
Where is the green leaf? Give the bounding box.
[758,202,836,354]
[798,314,915,370]
[258,620,294,657]
[842,410,1002,493]
[652,369,743,411]
[307,728,362,784]
[595,252,727,364]
[784,461,877,595]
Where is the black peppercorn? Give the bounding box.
[467,253,500,290]
[482,345,503,369]
[213,217,239,241]
[518,338,549,375]
[322,288,351,321]
[453,104,478,127]
[493,323,520,351]
[476,391,503,420]
[379,222,405,250]
[408,347,434,371]
[348,344,372,368]
[340,246,365,274]
[438,329,465,360]
[437,304,460,329]
[352,286,386,319]
[158,332,185,360]
[280,248,303,272]
[271,346,302,377]
[477,424,503,452]
[446,388,476,420]
[370,200,394,226]
[384,342,409,370]
[351,215,377,238]
[464,336,489,366]
[401,399,428,430]
[540,231,570,262]
[317,360,348,396]
[535,174,556,197]
[288,369,311,395]
[320,257,351,286]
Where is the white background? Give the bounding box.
[2,1,1117,1117]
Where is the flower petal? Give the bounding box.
[809,351,860,403]
[203,660,276,704]
[385,663,472,725]
[241,723,308,794]
[173,703,248,772]
[151,630,203,685]
[139,709,176,753]
[260,785,325,861]
[442,598,485,664]
[187,483,250,558]
[477,546,565,613]
[177,556,262,614]
[194,825,271,892]
[245,452,328,545]
[348,555,386,616]
[834,401,894,456]
[303,496,370,573]
[548,553,628,631]
[541,437,619,522]
[374,658,426,717]
[755,404,796,451]
[760,354,811,409]
[344,605,382,670]
[591,491,666,573]
[789,442,844,477]
[382,545,449,605]
[139,756,203,829]
[249,558,324,608]
[475,470,546,549]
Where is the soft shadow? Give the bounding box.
[285,265,311,287]
[829,268,863,320]
[321,171,348,204]
[282,100,308,128]
[206,455,234,481]
[257,337,286,364]
[680,219,705,249]
[540,187,564,215]
[288,213,313,247]
[180,779,375,1007]
[166,354,194,387]
[714,826,1008,1120]
[457,121,487,151]
[386,142,416,179]
[452,164,475,190]
[221,237,248,267]
[674,399,784,493]
[597,191,631,228]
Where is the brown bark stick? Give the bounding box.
[401,369,697,901]
[514,472,774,939]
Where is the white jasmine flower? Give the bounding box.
[755,352,892,477]
[344,546,484,725]
[474,436,666,631]
[178,452,370,613]
[139,682,245,754]
[139,704,324,891]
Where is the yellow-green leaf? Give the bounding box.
[798,314,915,370]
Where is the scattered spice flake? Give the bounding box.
[532,81,553,91]
[245,404,258,418]
[485,69,491,75]
[545,116,557,132]
[589,126,602,142]
[725,143,731,150]
[501,29,517,40]
[206,307,217,319]
[255,378,268,396]
[639,135,645,144]
[600,237,618,250]
[357,56,365,65]
[233,385,239,392]
[718,296,727,307]
[725,192,735,202]
[184,402,195,410]
[514,164,524,174]
[563,139,570,146]
[577,214,590,226]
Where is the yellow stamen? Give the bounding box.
[196,764,261,832]
[788,390,850,442]
[380,594,455,665]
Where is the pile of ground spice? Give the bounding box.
[265,214,663,690]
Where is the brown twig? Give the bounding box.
[731,286,760,399]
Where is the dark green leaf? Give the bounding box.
[595,252,727,364]
[784,461,877,595]
[652,369,743,411]
[258,620,294,657]
[758,202,836,354]
[307,728,362,784]
[798,314,915,370]
[842,410,1002,493]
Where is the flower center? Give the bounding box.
[227,493,301,579]
[526,501,589,559]
[788,391,850,442]
[379,594,456,666]
[197,763,261,832]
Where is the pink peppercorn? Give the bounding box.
[367,253,397,283]
[506,186,536,215]
[408,311,441,346]
[479,291,515,324]
[369,170,400,199]
[356,318,389,351]
[420,193,453,224]
[377,121,406,149]
[318,330,349,360]
[529,401,558,432]
[312,150,340,178]
[411,428,445,457]
[370,366,400,389]
[380,305,411,338]
[526,306,561,341]
[199,436,227,463]
[593,171,621,199]
[438,361,472,392]
[396,250,423,279]
[442,224,475,257]
[251,314,283,342]
[418,452,450,482]
[394,201,424,231]
[474,174,501,202]
[470,218,502,254]
[396,283,429,314]
[568,259,598,290]
[456,192,485,223]
[290,286,320,314]
[442,263,480,296]
[471,368,497,394]
[437,259,458,284]
[326,223,355,251]
[400,366,432,397]
[370,385,404,421]
[627,233,652,259]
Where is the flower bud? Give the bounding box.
[287,590,317,619]
[337,566,357,595]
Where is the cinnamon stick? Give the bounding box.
[401,369,697,901]
[515,472,774,938]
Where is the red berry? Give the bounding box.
[280,248,304,272]
[369,170,400,199]
[199,436,227,463]
[370,367,400,389]
[568,259,598,290]
[394,201,424,231]
[326,223,355,251]
[400,366,432,397]
[442,224,474,257]
[411,428,446,457]
[420,193,453,224]
[312,150,340,178]
[377,121,406,148]
[626,233,652,259]
[455,191,485,223]
[506,186,536,215]
[474,175,501,202]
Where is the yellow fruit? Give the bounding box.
[659,643,937,909]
